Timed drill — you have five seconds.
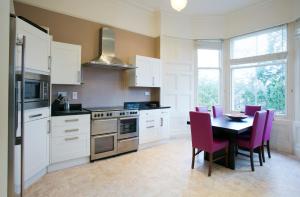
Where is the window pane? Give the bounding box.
[198,69,220,108]
[198,49,220,68]
[231,25,287,59]
[232,62,286,114]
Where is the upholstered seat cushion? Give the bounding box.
[210,138,229,153]
[237,138,251,149]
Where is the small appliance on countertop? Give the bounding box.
[51,95,90,116]
[124,101,171,110]
[84,106,139,161]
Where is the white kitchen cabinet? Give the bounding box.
[16,17,51,74]
[24,117,50,181]
[139,109,170,145]
[15,107,50,189]
[128,55,162,87]
[51,41,81,85]
[159,109,170,139]
[50,114,90,164]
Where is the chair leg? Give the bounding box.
[258,146,263,166]
[267,140,271,158]
[225,146,229,167]
[262,142,266,163]
[250,149,255,171]
[208,153,213,176]
[191,148,195,169]
[235,144,238,156]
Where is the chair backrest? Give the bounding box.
[250,111,267,148]
[212,105,223,118]
[189,112,213,152]
[195,106,208,113]
[263,110,275,141]
[245,105,262,116]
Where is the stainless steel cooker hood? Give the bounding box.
[83,27,135,69]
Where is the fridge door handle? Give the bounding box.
[16,35,26,197]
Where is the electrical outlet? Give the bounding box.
[145,91,151,96]
[72,92,78,100]
[58,92,67,97]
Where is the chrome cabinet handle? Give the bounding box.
[29,113,42,118]
[48,56,51,70]
[65,128,79,133]
[160,118,163,127]
[146,126,155,129]
[146,120,155,123]
[65,119,79,122]
[48,119,51,134]
[65,137,79,141]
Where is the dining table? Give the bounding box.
[187,115,254,170]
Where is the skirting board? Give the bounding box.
[48,157,90,173]
[15,168,47,194]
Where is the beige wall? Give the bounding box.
[0,0,10,196]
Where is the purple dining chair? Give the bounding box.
[262,110,275,162]
[245,105,261,116]
[189,111,229,176]
[195,106,208,112]
[237,111,267,171]
[212,105,223,118]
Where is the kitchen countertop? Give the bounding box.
[51,109,90,116]
[138,106,171,110]
[51,103,91,116]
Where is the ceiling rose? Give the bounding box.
[170,0,188,12]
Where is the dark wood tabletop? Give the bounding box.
[187,116,254,134]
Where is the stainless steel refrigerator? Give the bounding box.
[8,13,26,197]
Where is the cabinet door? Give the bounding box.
[139,110,160,144]
[160,109,170,139]
[24,118,49,181]
[152,59,162,87]
[16,18,51,74]
[135,56,152,87]
[51,42,81,85]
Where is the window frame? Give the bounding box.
[229,25,288,117]
[195,40,223,109]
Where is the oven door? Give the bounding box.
[118,117,139,140]
[91,118,118,136]
[91,133,118,161]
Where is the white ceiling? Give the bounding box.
[122,0,267,15]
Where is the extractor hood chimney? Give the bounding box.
[83,27,135,69]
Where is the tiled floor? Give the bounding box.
[25,138,300,197]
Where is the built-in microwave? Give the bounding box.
[18,72,50,109]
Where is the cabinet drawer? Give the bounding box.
[51,134,90,164]
[51,114,90,127]
[23,107,50,122]
[51,124,90,137]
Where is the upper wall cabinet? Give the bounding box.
[128,55,162,87]
[51,42,82,85]
[16,17,51,74]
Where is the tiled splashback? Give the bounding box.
[52,66,160,108]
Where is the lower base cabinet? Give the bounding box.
[139,109,170,144]
[50,114,90,165]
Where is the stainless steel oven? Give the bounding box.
[91,133,118,161]
[18,72,50,109]
[118,117,138,140]
[87,107,139,161]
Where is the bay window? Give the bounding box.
[196,40,222,108]
[230,25,288,115]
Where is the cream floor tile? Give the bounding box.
[25,138,300,197]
